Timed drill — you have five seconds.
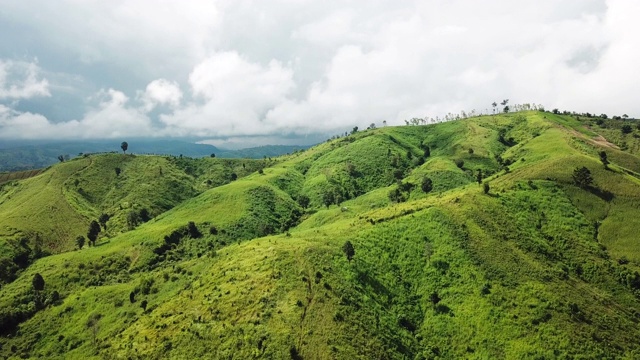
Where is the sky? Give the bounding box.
[0,0,638,146]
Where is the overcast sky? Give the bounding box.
[0,0,638,145]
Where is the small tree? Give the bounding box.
[483,182,490,194]
[421,176,433,193]
[210,153,215,158]
[32,273,45,292]
[599,151,609,169]
[76,235,85,249]
[121,141,128,154]
[99,213,110,229]
[127,210,141,229]
[342,241,355,263]
[87,220,101,246]
[351,126,358,135]
[230,173,238,181]
[57,155,65,163]
[297,195,310,209]
[572,166,593,189]
[621,124,632,134]
[476,169,483,184]
[141,300,148,311]
[115,167,121,176]
[187,221,202,238]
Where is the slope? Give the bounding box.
[1,111,640,359]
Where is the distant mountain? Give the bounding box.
[0,139,310,171]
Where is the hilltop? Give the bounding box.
[1,111,640,359]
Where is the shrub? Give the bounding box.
[421,177,433,193]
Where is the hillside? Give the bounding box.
[1,111,640,359]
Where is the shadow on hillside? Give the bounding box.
[587,186,614,202]
[356,270,391,301]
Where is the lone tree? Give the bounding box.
[32,273,45,292]
[342,241,355,263]
[572,166,593,189]
[599,151,609,169]
[483,182,490,194]
[476,169,483,184]
[76,235,85,249]
[121,141,128,154]
[87,220,101,246]
[297,195,310,209]
[621,124,632,134]
[115,167,121,176]
[57,155,65,162]
[421,176,433,193]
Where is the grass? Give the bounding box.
[1,111,640,359]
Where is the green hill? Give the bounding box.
[1,111,640,359]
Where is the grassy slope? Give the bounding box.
[1,112,640,359]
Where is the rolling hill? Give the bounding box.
[1,111,640,359]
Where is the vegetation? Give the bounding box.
[1,111,640,359]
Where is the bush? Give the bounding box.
[421,177,433,193]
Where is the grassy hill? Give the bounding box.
[1,111,640,359]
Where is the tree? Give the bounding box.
[210,153,215,158]
[323,190,335,208]
[423,146,430,158]
[483,182,490,194]
[599,151,609,169]
[572,166,593,189]
[127,210,141,229]
[351,126,358,135]
[342,241,355,262]
[139,208,150,222]
[230,173,238,181]
[382,120,387,127]
[76,235,85,249]
[99,213,110,229]
[141,300,148,311]
[187,221,202,238]
[492,102,497,114]
[121,141,128,154]
[57,155,65,162]
[115,167,121,176]
[621,124,632,134]
[297,195,310,209]
[87,220,101,246]
[32,273,45,292]
[477,169,483,184]
[421,176,433,193]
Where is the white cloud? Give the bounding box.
[3,0,640,140]
[0,89,153,139]
[139,79,183,111]
[158,51,294,137]
[0,60,50,99]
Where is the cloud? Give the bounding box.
[158,51,295,137]
[2,0,640,141]
[139,79,183,111]
[0,89,153,139]
[0,60,50,99]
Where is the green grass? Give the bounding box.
[2,111,640,359]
